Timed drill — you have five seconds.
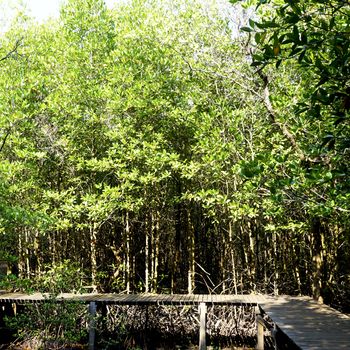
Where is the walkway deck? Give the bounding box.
[0,292,265,305]
[260,295,350,349]
[1,292,349,349]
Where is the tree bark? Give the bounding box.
[90,222,98,291]
[229,220,238,295]
[187,214,195,294]
[151,210,159,293]
[311,218,324,303]
[145,215,150,293]
[124,212,131,294]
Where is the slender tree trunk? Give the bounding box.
[239,223,249,291]
[187,214,195,294]
[272,231,279,295]
[34,230,42,275]
[221,229,226,293]
[51,231,56,265]
[229,221,238,295]
[124,212,131,294]
[90,222,98,290]
[263,247,268,293]
[247,221,256,290]
[295,262,302,295]
[331,224,340,284]
[151,210,159,293]
[110,243,122,282]
[311,218,324,303]
[145,215,149,293]
[18,229,25,279]
[25,228,30,279]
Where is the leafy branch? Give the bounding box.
[0,38,22,63]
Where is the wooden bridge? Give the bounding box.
[0,292,349,349]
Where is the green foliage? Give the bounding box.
[0,0,349,312]
[0,260,86,294]
[0,273,32,291]
[231,0,350,223]
[33,260,87,295]
[235,0,350,148]
[4,261,88,346]
[6,298,87,347]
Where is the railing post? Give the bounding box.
[199,302,207,350]
[88,301,97,350]
[256,307,265,350]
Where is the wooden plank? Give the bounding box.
[169,294,177,305]
[117,294,131,304]
[185,294,194,304]
[260,295,350,350]
[0,292,262,306]
[180,294,188,304]
[155,294,167,305]
[127,294,139,304]
[151,293,166,305]
[163,294,174,305]
[175,294,184,304]
[165,294,175,305]
[174,294,182,304]
[144,293,157,304]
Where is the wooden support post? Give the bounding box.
[256,312,265,350]
[88,301,97,350]
[199,302,207,350]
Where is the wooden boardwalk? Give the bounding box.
[0,292,264,305]
[1,292,349,349]
[260,295,350,349]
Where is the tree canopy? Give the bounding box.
[0,0,349,313]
